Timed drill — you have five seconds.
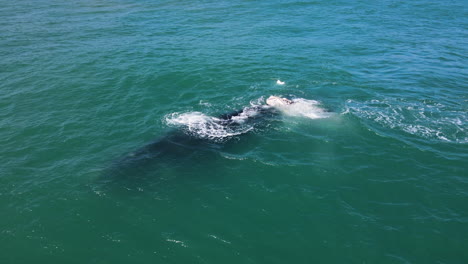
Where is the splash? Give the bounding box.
[165,111,254,141]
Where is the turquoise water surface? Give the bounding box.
[1,0,467,263]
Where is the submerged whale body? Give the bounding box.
[105,96,329,179]
[106,96,292,177]
[134,97,291,155]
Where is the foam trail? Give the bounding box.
[345,98,467,143]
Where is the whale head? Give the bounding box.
[266,96,293,107]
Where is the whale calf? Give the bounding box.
[266,95,293,107]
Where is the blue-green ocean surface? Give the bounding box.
[1,0,467,263]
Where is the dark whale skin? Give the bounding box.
[104,105,279,179]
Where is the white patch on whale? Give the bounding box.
[267,96,331,119]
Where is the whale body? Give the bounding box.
[105,96,295,178]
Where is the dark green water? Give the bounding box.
[1,0,467,263]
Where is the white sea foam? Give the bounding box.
[230,106,264,123]
[165,111,253,140]
[166,239,188,247]
[345,98,467,143]
[208,234,232,244]
[198,100,212,107]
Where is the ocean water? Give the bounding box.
[1,0,467,263]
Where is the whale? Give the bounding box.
[104,96,295,178]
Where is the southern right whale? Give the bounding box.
[105,96,291,176]
[105,96,328,178]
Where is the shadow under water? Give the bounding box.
[99,105,281,190]
[97,96,330,191]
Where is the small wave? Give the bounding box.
[165,112,253,141]
[274,98,331,119]
[198,100,212,107]
[208,234,232,244]
[166,239,188,248]
[345,98,467,143]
